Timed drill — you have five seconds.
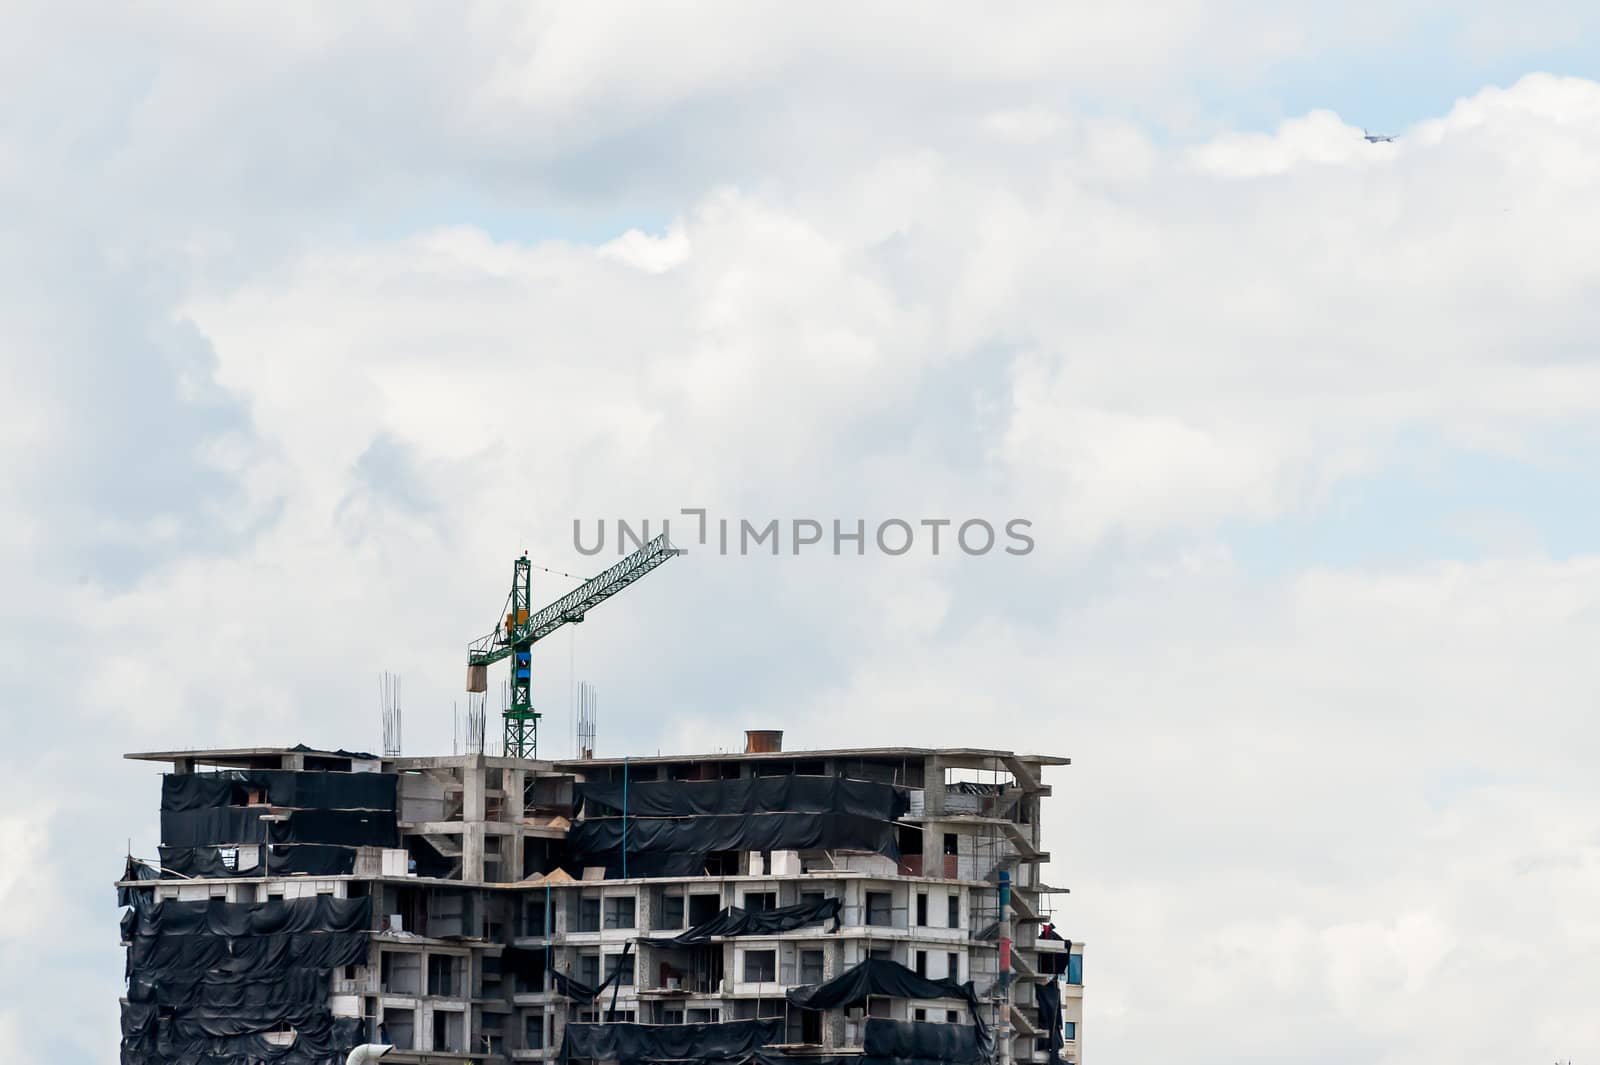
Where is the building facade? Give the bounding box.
[117,739,1082,1065]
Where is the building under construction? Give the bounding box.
[116,734,1083,1065]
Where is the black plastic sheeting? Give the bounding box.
[290,743,379,760]
[574,776,909,821]
[125,895,371,937]
[161,806,398,848]
[120,892,371,1065]
[641,896,841,947]
[548,942,634,1004]
[162,770,397,812]
[786,958,992,1058]
[121,1005,363,1065]
[864,1019,986,1064]
[946,781,1004,796]
[118,857,162,906]
[568,812,900,877]
[1034,942,1073,977]
[561,1018,782,1062]
[1035,982,1063,1065]
[158,844,357,879]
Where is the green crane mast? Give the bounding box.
[467,533,681,758]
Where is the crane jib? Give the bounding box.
[466,534,680,667]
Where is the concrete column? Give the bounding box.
[923,755,946,816]
[506,767,527,882]
[463,759,486,882]
[824,939,845,1049]
[922,821,944,879]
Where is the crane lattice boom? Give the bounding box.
[467,533,681,758]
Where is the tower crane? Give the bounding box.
[467,533,681,758]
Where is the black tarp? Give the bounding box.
[567,812,900,876]
[1034,941,1072,977]
[121,1003,363,1065]
[290,742,378,760]
[864,1019,986,1064]
[158,844,357,879]
[1035,981,1063,1065]
[561,1018,782,1062]
[118,857,161,906]
[121,894,371,1065]
[641,896,841,947]
[126,895,372,937]
[161,806,398,848]
[946,781,1004,796]
[786,958,991,1058]
[574,776,909,821]
[162,770,397,812]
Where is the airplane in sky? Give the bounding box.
[1363,129,1397,143]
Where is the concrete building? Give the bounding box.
[117,736,1083,1065]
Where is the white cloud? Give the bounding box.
[6,6,1600,1063]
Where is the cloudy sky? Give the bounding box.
[5,3,1600,1062]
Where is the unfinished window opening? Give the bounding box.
[914,950,928,977]
[427,954,461,997]
[947,894,960,928]
[800,950,824,985]
[578,897,601,932]
[432,1009,463,1053]
[916,893,928,926]
[703,850,740,876]
[514,964,546,995]
[743,890,776,913]
[578,953,600,986]
[947,952,959,980]
[604,896,636,929]
[743,949,776,982]
[688,893,720,926]
[381,1009,415,1050]
[688,943,724,994]
[380,952,420,996]
[606,952,635,986]
[655,893,685,930]
[866,891,893,927]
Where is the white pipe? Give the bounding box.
[346,1045,393,1065]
